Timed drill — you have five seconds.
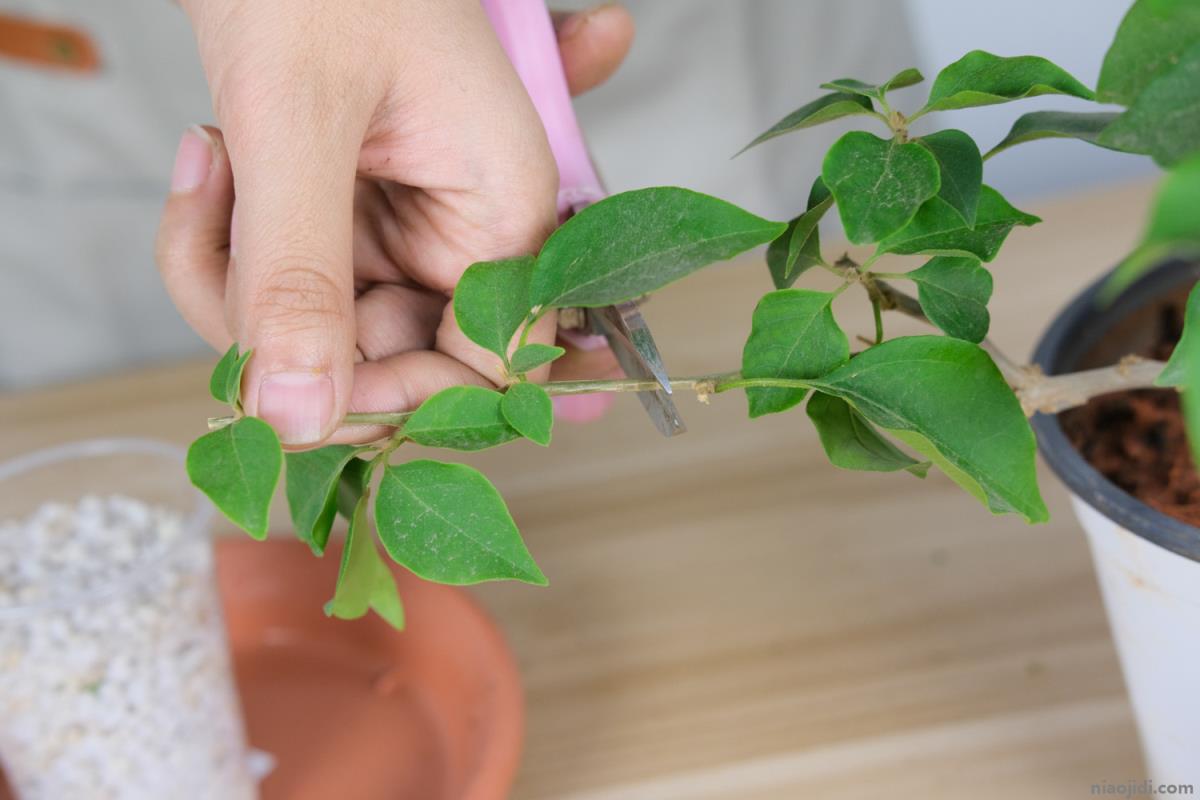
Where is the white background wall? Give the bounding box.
[905,0,1155,200]
[571,0,1158,218]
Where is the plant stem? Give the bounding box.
[866,276,1168,409]
[207,410,415,430]
[540,372,743,396]
[207,356,1169,434]
[1013,358,1167,415]
[206,278,1171,435]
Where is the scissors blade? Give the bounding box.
[586,304,686,437]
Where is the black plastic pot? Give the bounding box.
[1031,258,1200,561]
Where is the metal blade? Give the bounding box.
[586,304,686,437]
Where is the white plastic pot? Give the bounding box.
[1033,259,1200,784]
[1071,497,1200,782]
[0,439,258,800]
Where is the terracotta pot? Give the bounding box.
[1032,258,1200,784]
[1,537,524,800]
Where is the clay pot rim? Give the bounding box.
[1031,258,1200,562]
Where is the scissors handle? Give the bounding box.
[480,0,606,219]
[481,0,687,437]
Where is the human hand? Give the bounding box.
[158,1,632,445]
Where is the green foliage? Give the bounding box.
[336,456,370,520]
[821,68,925,101]
[1097,0,1200,105]
[741,289,849,418]
[194,37,1196,627]
[986,111,1122,160]
[738,93,875,154]
[1098,42,1200,167]
[807,393,929,477]
[876,186,1040,262]
[509,344,565,375]
[1164,283,1200,464]
[285,445,368,555]
[532,188,785,308]
[916,130,983,227]
[808,337,1047,522]
[403,386,520,451]
[918,51,1093,114]
[187,417,282,540]
[209,344,252,407]
[375,460,546,586]
[1180,322,1200,470]
[326,492,405,630]
[822,132,941,244]
[501,383,554,446]
[1157,283,1200,388]
[903,257,993,343]
[766,179,833,289]
[454,256,534,363]
[1110,153,1200,292]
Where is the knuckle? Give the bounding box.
[249,261,349,336]
[476,180,557,254]
[153,226,178,277]
[211,44,366,150]
[155,224,197,280]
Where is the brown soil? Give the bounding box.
[1059,301,1200,527]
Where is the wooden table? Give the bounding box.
[0,181,1159,798]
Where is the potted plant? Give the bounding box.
[184,0,1200,786]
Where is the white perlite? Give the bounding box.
[0,495,256,800]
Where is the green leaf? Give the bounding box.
[985,111,1123,160]
[375,460,547,586]
[737,93,875,154]
[919,51,1094,114]
[766,178,833,289]
[876,185,1040,262]
[807,336,1047,522]
[904,257,993,343]
[187,417,282,540]
[285,445,368,555]
[325,492,405,630]
[454,256,535,362]
[806,392,929,476]
[1157,283,1200,388]
[509,344,565,375]
[209,344,252,407]
[402,386,519,451]
[1187,362,1200,467]
[822,131,941,245]
[741,289,850,418]
[336,456,370,520]
[1097,0,1200,106]
[501,382,553,446]
[532,188,785,308]
[1109,152,1200,293]
[1097,41,1200,167]
[917,129,982,227]
[821,67,925,101]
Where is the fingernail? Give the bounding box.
[559,4,611,39]
[558,330,610,352]
[170,125,214,194]
[258,372,334,445]
[553,393,615,423]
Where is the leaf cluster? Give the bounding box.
[185,7,1200,626]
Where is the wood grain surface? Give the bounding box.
[0,181,1160,798]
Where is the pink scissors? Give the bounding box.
[482,0,686,437]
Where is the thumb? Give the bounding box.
[224,111,362,447]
